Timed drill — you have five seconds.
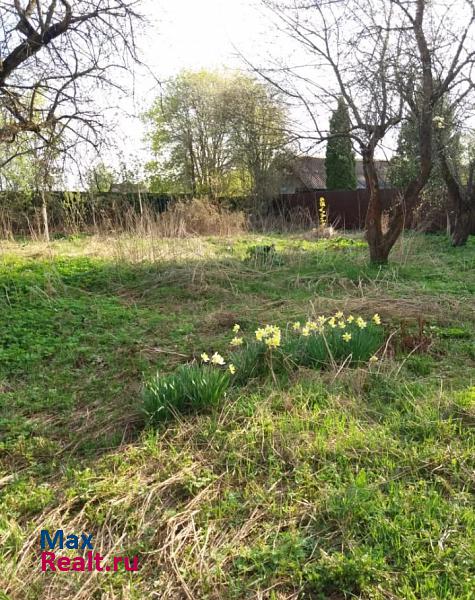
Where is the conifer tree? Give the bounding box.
[325,98,357,190]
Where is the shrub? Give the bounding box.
[143,361,231,425]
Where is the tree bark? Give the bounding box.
[363,149,389,264]
[451,207,472,246]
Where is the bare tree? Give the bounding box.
[0,0,141,166]
[436,123,475,246]
[391,0,475,250]
[258,0,475,262]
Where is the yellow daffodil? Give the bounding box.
[343,332,352,342]
[369,355,379,363]
[338,320,346,329]
[292,321,301,331]
[211,352,225,366]
[372,314,381,325]
[306,320,318,331]
[347,315,354,323]
[232,324,241,333]
[301,326,310,337]
[265,334,281,348]
[256,325,281,347]
[201,352,209,363]
[230,337,243,347]
[356,317,367,329]
[328,317,337,328]
[317,315,326,325]
[335,311,344,319]
[228,363,236,374]
[255,328,265,341]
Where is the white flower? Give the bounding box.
[211,352,225,366]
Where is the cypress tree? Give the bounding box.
[325,98,357,190]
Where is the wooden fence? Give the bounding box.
[274,189,401,230]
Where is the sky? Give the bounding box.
[142,0,267,76]
[107,0,282,168]
[103,0,475,173]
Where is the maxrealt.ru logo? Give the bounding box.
[40,530,139,573]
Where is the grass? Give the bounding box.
[0,231,474,599]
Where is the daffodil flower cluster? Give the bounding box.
[292,311,382,346]
[224,312,383,372]
[318,196,327,227]
[255,324,281,348]
[291,312,381,335]
[200,351,236,374]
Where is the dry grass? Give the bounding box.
[122,198,247,239]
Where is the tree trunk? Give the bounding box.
[450,198,472,246]
[41,190,50,242]
[365,152,425,264]
[363,150,391,264]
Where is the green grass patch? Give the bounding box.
[0,232,474,599]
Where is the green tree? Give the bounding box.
[86,162,115,193]
[325,98,357,190]
[145,71,235,197]
[144,71,289,199]
[389,104,461,190]
[228,77,289,202]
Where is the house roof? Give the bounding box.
[290,156,390,190]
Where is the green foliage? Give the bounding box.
[285,319,383,367]
[144,70,289,198]
[86,162,115,193]
[325,98,357,190]
[389,101,464,190]
[143,363,231,425]
[229,342,270,384]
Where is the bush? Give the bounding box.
[143,362,231,425]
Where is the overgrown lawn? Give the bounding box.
[0,232,474,599]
